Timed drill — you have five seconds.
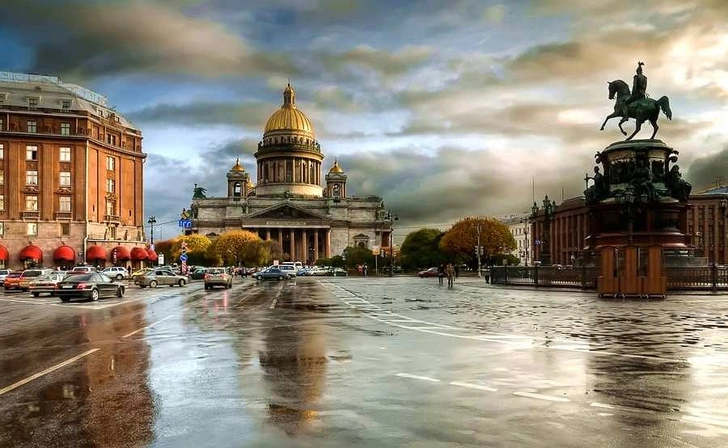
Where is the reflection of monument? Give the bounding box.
[588,63,689,298]
[258,318,328,435]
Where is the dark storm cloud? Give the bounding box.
[686,145,728,190]
[128,101,273,129]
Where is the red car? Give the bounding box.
[418,267,439,278]
[3,272,23,290]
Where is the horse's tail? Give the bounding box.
[657,96,672,120]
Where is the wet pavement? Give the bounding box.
[1,276,727,447]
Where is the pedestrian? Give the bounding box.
[446,263,455,288]
[363,263,368,277]
[437,264,445,285]
[454,264,459,278]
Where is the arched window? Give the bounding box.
[233,182,241,197]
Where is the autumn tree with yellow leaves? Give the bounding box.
[207,230,268,266]
[439,217,516,266]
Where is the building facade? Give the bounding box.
[530,185,728,265]
[499,214,531,265]
[190,84,391,262]
[0,72,147,270]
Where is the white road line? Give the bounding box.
[269,298,278,309]
[0,349,99,396]
[396,373,441,382]
[513,391,570,402]
[450,381,498,392]
[590,402,658,414]
[122,314,176,338]
[682,414,728,428]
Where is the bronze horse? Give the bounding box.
[599,79,672,140]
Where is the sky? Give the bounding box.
[1,0,728,240]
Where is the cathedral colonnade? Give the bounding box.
[244,226,331,263]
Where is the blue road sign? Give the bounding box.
[178,219,193,228]
[179,253,188,262]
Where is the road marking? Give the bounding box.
[450,381,498,392]
[269,298,278,309]
[682,414,728,428]
[589,401,658,414]
[395,373,440,382]
[513,391,570,402]
[122,314,176,338]
[0,349,99,396]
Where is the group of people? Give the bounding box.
[437,263,458,288]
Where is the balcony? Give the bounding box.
[104,214,120,223]
[55,211,73,220]
[21,211,40,219]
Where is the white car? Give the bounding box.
[275,264,297,278]
[0,269,10,286]
[101,266,129,280]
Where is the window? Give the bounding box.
[0,144,4,159]
[27,121,37,133]
[0,195,4,211]
[106,178,115,193]
[60,123,70,135]
[105,200,114,216]
[61,99,71,111]
[28,97,38,110]
[106,156,115,171]
[59,196,71,212]
[0,170,3,185]
[60,171,71,186]
[0,118,3,130]
[26,145,37,161]
[0,222,4,236]
[60,147,71,162]
[60,223,70,236]
[26,170,38,185]
[25,195,38,211]
[27,223,38,236]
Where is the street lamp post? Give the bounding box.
[147,216,157,245]
[384,210,399,277]
[521,218,530,266]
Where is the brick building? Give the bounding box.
[0,72,148,270]
[530,185,728,265]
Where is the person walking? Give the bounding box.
[446,263,455,288]
[437,264,445,285]
[363,263,368,277]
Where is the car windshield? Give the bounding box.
[208,268,224,274]
[22,270,44,277]
[64,274,94,282]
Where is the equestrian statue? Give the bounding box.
[599,62,672,140]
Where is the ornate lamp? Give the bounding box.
[531,202,539,216]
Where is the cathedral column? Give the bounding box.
[290,229,296,261]
[313,230,319,262]
[325,229,331,258]
[277,228,282,244]
[302,229,308,263]
[266,229,271,241]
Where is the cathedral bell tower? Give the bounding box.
[227,158,251,199]
[325,158,347,202]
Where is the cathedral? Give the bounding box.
[188,84,392,263]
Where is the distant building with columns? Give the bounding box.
[189,84,392,263]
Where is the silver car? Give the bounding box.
[136,269,188,288]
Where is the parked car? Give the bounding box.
[101,266,129,280]
[56,273,125,302]
[68,266,97,274]
[328,267,348,277]
[204,268,232,290]
[15,269,53,292]
[0,269,11,286]
[310,267,330,276]
[418,267,439,278]
[276,264,297,278]
[29,273,67,297]
[136,269,188,288]
[253,267,288,281]
[190,268,208,280]
[3,272,23,291]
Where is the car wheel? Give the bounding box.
[32,292,39,297]
[61,297,70,303]
[116,274,123,280]
[178,279,186,287]
[278,275,284,281]
[116,287,124,298]
[150,280,158,288]
[91,289,99,301]
[227,282,232,289]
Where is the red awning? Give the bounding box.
[111,246,131,261]
[130,247,149,261]
[53,245,76,262]
[146,249,158,262]
[19,245,43,261]
[0,245,8,261]
[86,245,107,261]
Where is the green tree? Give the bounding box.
[342,245,374,269]
[439,217,516,267]
[400,228,447,269]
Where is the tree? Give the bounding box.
[342,245,374,269]
[439,217,516,267]
[154,239,174,264]
[171,234,212,265]
[400,228,447,269]
[207,230,265,266]
[262,240,283,265]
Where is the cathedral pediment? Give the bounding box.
[246,203,328,221]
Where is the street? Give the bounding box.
[1,277,728,447]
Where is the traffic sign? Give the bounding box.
[180,253,188,262]
[178,219,192,228]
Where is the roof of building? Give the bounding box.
[263,83,314,137]
[231,157,245,172]
[328,158,345,174]
[695,184,728,195]
[0,71,137,130]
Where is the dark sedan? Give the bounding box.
[253,267,288,281]
[55,273,125,302]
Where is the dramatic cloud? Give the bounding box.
[128,101,273,129]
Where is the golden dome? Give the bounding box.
[231,157,245,172]
[263,83,315,137]
[328,158,344,174]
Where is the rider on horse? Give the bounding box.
[621,62,647,118]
